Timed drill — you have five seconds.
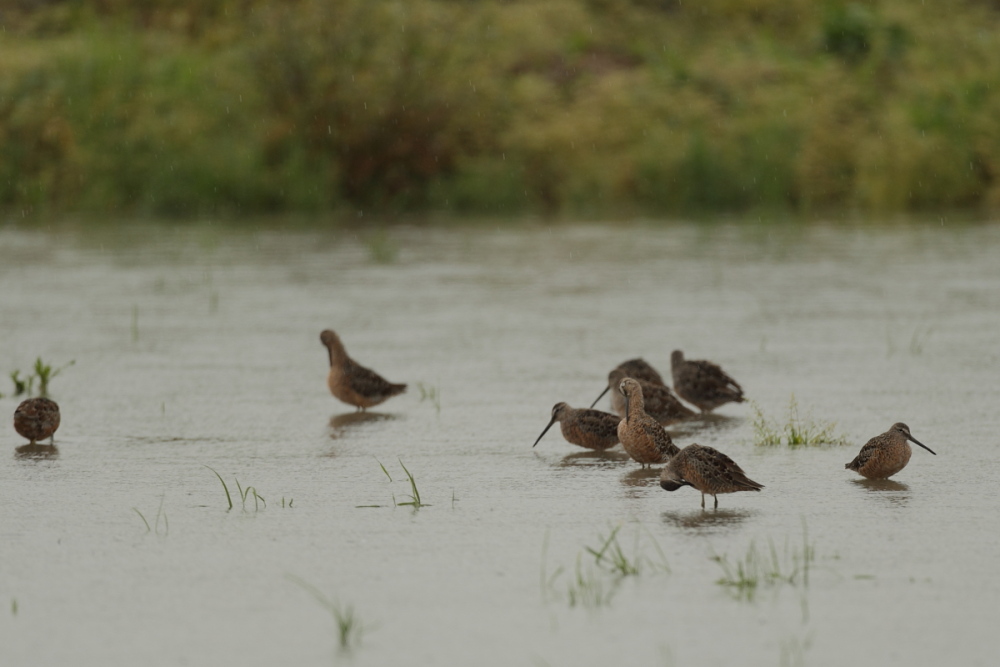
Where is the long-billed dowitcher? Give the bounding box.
[14,397,60,445]
[660,444,763,508]
[845,422,936,480]
[590,358,665,409]
[320,329,406,411]
[670,350,745,412]
[616,378,680,468]
[532,403,620,450]
[598,369,696,425]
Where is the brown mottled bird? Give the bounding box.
[670,350,745,413]
[590,358,665,409]
[616,378,680,468]
[660,443,763,508]
[14,397,61,445]
[599,368,695,425]
[532,403,620,451]
[320,329,406,411]
[846,422,936,480]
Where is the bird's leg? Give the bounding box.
[713,495,718,509]
[700,493,705,509]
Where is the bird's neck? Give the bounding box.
[626,395,644,421]
[326,343,346,368]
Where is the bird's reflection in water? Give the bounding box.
[620,467,662,488]
[619,466,663,499]
[668,413,742,439]
[15,443,59,460]
[554,449,630,469]
[328,411,396,439]
[850,478,911,506]
[661,507,756,533]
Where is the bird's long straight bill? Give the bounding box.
[589,385,610,409]
[908,435,937,455]
[532,418,557,448]
[623,393,630,423]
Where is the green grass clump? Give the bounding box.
[286,575,368,652]
[357,458,430,509]
[5,358,74,398]
[565,556,617,609]
[203,465,266,512]
[234,478,266,511]
[751,395,850,447]
[541,524,669,609]
[395,459,427,508]
[712,524,815,602]
[584,524,670,578]
[33,358,75,398]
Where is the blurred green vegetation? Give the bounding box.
[2,0,999,218]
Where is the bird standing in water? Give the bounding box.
[846,422,936,479]
[616,378,680,468]
[532,403,620,450]
[596,368,695,425]
[670,350,745,412]
[590,358,665,409]
[320,329,406,411]
[14,397,61,445]
[660,443,763,508]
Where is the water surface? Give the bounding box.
[1,220,999,666]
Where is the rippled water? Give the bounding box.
[2,220,999,666]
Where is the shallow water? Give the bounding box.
[1,220,999,666]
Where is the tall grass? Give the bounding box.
[3,0,1000,217]
[751,395,850,447]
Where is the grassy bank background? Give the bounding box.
[2,0,999,219]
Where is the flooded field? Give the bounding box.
[2,219,999,666]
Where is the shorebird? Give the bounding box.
[670,350,745,412]
[597,368,695,425]
[616,378,680,468]
[846,422,936,480]
[532,403,620,451]
[14,397,60,445]
[589,358,665,409]
[660,443,763,508]
[320,329,406,411]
